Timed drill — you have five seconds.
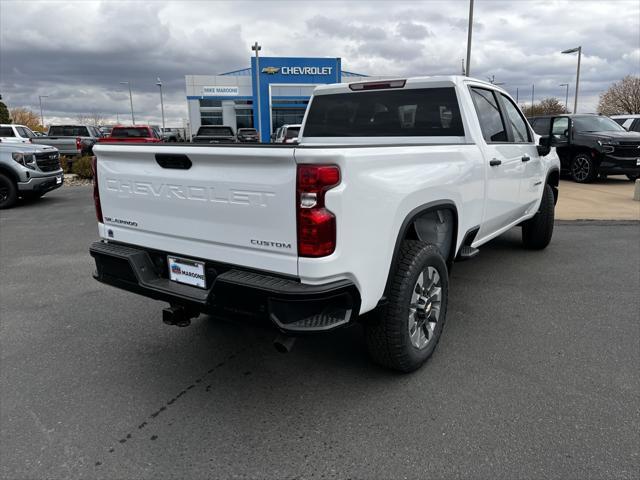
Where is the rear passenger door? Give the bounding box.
[470,86,524,238]
[498,93,542,213]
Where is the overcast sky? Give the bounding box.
[1,0,638,126]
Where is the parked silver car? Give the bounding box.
[0,142,63,208]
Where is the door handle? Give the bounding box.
[521,155,531,162]
[489,158,502,166]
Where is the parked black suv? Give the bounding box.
[529,114,640,183]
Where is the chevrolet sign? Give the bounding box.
[281,66,332,75]
[261,66,333,75]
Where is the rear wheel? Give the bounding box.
[365,241,448,372]
[0,173,18,209]
[522,183,554,250]
[570,153,597,183]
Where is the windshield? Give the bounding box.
[111,127,152,138]
[572,116,625,133]
[198,126,234,136]
[49,126,90,136]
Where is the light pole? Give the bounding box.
[38,95,48,129]
[531,84,535,111]
[559,83,570,113]
[251,42,262,142]
[156,77,166,130]
[119,81,135,124]
[561,46,582,113]
[465,0,474,76]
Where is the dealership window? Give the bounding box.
[201,111,223,125]
[236,108,254,129]
[234,100,253,105]
[200,99,222,108]
[272,108,305,132]
[271,99,309,106]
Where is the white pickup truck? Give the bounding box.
[90,76,561,372]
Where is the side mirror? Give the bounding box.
[537,136,551,156]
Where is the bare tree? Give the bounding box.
[9,107,42,131]
[88,111,106,126]
[597,75,640,115]
[522,98,566,117]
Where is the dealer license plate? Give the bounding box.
[168,256,206,289]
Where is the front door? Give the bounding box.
[469,87,524,238]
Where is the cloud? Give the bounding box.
[0,0,638,125]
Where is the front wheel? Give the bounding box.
[522,183,554,250]
[365,241,448,372]
[570,153,598,183]
[0,173,18,209]
[626,174,639,182]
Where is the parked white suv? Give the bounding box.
[90,76,561,372]
[0,124,37,143]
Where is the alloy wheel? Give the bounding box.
[408,266,442,349]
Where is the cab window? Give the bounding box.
[500,94,531,142]
[470,87,507,143]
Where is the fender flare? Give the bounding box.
[382,200,459,299]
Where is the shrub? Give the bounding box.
[59,155,69,173]
[71,155,94,179]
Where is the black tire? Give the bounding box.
[0,173,18,209]
[522,183,554,250]
[365,241,449,373]
[626,174,639,182]
[570,152,598,183]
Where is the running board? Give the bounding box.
[456,246,479,261]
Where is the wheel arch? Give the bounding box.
[546,168,560,205]
[383,201,459,298]
[0,165,20,185]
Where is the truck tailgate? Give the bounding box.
[31,137,79,155]
[94,145,298,276]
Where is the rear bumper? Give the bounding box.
[89,241,360,333]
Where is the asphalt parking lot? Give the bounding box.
[1,186,639,480]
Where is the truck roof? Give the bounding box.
[312,75,503,96]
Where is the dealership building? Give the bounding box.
[185,56,384,142]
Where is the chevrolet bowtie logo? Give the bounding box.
[261,67,280,74]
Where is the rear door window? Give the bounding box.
[304,87,464,137]
[469,87,507,142]
[17,127,36,138]
[500,94,531,142]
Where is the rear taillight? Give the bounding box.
[76,137,82,152]
[296,164,340,257]
[91,156,103,223]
